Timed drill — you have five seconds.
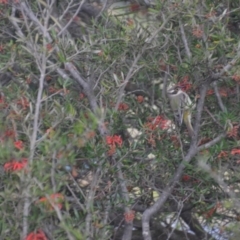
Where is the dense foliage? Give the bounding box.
[1,0,240,239]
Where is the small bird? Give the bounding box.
[167,86,195,137]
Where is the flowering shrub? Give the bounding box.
[0,1,239,239]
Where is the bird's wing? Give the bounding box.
[182,92,193,109]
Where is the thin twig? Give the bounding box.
[204,107,223,128]
[197,133,226,151]
[179,20,192,59]
[212,81,226,112]
[57,0,86,37]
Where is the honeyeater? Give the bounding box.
[167,86,195,137]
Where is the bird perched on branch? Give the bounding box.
[167,86,195,137]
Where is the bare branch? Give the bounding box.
[197,133,226,151]
[116,161,133,240]
[213,81,226,112]
[85,168,102,240]
[179,20,192,59]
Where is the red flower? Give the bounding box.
[118,103,129,111]
[145,116,171,131]
[177,75,192,92]
[0,95,8,109]
[182,175,191,182]
[129,3,140,12]
[206,89,214,96]
[16,97,30,109]
[231,149,240,155]
[37,193,64,211]
[107,145,116,156]
[0,44,4,52]
[205,10,216,19]
[232,74,240,83]
[0,0,8,4]
[79,93,85,100]
[219,88,228,97]
[4,129,15,139]
[203,202,222,219]
[4,158,28,172]
[137,95,144,103]
[192,25,203,38]
[106,135,123,147]
[217,151,228,159]
[170,135,180,148]
[159,59,167,71]
[46,43,53,51]
[14,140,24,150]
[25,230,47,240]
[227,125,239,138]
[124,210,135,223]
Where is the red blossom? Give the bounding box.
[0,0,8,4]
[37,193,64,211]
[118,103,129,111]
[206,89,214,96]
[203,202,222,219]
[219,88,228,97]
[124,210,135,223]
[106,135,123,147]
[129,3,140,12]
[107,145,116,156]
[0,95,8,109]
[25,230,47,240]
[147,134,156,147]
[145,116,171,131]
[177,75,192,92]
[26,77,32,84]
[198,137,211,146]
[0,44,4,52]
[182,175,191,182]
[48,86,59,93]
[227,125,239,138]
[170,135,180,148]
[192,25,203,38]
[4,129,15,139]
[79,93,85,100]
[16,97,30,109]
[136,95,144,103]
[14,140,24,150]
[0,96,4,104]
[217,151,228,159]
[159,59,167,71]
[46,43,53,51]
[4,158,28,172]
[205,10,216,19]
[232,74,240,83]
[231,149,240,155]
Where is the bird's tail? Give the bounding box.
[183,110,195,137]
